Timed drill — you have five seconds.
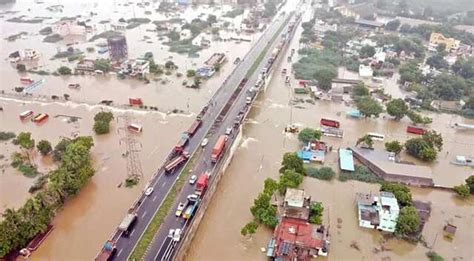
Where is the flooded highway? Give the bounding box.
[185,8,474,261]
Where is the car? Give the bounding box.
[175,202,185,217]
[168,229,175,238]
[187,194,199,202]
[172,228,182,242]
[225,127,233,135]
[144,187,154,196]
[189,175,197,185]
[246,97,252,104]
[201,138,208,147]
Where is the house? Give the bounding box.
[354,19,385,30]
[444,223,457,237]
[8,49,40,62]
[120,59,150,77]
[297,141,328,163]
[429,33,460,51]
[356,191,400,233]
[75,59,96,74]
[359,64,373,77]
[267,189,329,260]
[430,100,464,111]
[180,29,192,40]
[53,20,85,36]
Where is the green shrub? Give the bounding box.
[339,165,383,183]
[305,166,335,180]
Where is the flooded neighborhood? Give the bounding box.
[1,0,473,261]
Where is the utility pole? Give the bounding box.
[118,114,143,185]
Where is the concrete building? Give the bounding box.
[351,147,434,187]
[359,64,373,77]
[429,33,460,51]
[75,59,96,74]
[53,20,86,36]
[120,59,150,77]
[339,149,355,172]
[356,191,399,233]
[107,35,128,62]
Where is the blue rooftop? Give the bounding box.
[297,150,313,161]
[339,149,355,171]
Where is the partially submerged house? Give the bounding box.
[356,191,400,233]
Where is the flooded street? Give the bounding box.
[1,0,264,259]
[186,11,474,261]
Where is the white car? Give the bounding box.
[168,229,175,238]
[187,194,199,202]
[225,127,233,135]
[189,175,197,185]
[144,187,154,196]
[173,228,182,242]
[201,138,208,147]
[175,202,185,217]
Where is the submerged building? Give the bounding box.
[107,35,128,62]
[356,191,400,233]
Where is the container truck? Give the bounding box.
[320,118,340,128]
[195,172,210,197]
[118,212,137,237]
[174,133,189,154]
[211,135,227,163]
[187,120,202,137]
[95,240,116,261]
[165,152,190,173]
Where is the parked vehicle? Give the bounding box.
[320,118,340,128]
[32,113,49,123]
[175,202,185,217]
[68,83,80,89]
[144,187,154,196]
[172,228,182,242]
[174,133,189,154]
[201,138,209,147]
[246,97,252,104]
[211,135,227,163]
[164,152,190,173]
[406,126,426,135]
[95,240,116,261]
[194,172,210,197]
[168,229,175,238]
[187,120,202,137]
[225,127,233,135]
[183,200,199,220]
[129,98,143,106]
[189,175,197,185]
[187,194,199,202]
[118,212,137,237]
[128,124,143,133]
[19,110,34,121]
[367,132,385,141]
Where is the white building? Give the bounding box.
[359,64,373,78]
[356,191,400,233]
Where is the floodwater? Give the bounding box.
[186,7,474,261]
[0,0,264,259]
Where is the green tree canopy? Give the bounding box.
[356,134,374,148]
[466,175,474,194]
[278,169,303,194]
[359,45,376,58]
[57,66,72,75]
[352,82,369,97]
[94,59,111,72]
[37,140,52,156]
[356,96,383,118]
[385,140,403,154]
[298,128,322,143]
[279,152,304,174]
[453,184,470,198]
[386,98,408,120]
[396,206,421,236]
[381,182,412,207]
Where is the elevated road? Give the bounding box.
[100,5,298,261]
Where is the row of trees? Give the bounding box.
[242,152,307,236]
[386,98,433,124]
[0,136,94,257]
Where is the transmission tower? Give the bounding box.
[118,114,143,183]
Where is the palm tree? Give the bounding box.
[356,135,374,149]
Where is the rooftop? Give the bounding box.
[339,149,355,172]
[284,188,305,208]
[351,147,433,180]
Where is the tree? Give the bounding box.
[430,73,466,101]
[207,14,217,25]
[279,152,304,174]
[193,76,202,88]
[426,251,444,261]
[396,206,420,236]
[381,182,412,207]
[306,167,335,180]
[309,202,324,224]
[465,175,474,194]
[407,111,432,125]
[16,63,26,72]
[453,184,470,198]
[359,45,376,58]
[352,82,369,97]
[385,140,403,154]
[356,96,383,118]
[263,178,279,195]
[426,55,449,70]
[94,111,114,123]
[356,135,373,149]
[17,132,35,165]
[436,43,447,54]
[405,137,438,161]
[452,57,474,79]
[37,140,52,156]
[386,98,409,120]
[57,66,72,75]
[93,120,110,134]
[53,138,72,162]
[298,128,321,143]
[422,130,443,151]
[278,169,303,194]
[399,61,422,84]
[385,19,400,31]
[241,221,258,237]
[165,60,177,70]
[94,59,111,72]
[314,67,337,91]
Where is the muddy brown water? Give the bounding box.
[185,8,474,261]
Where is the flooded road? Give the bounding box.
[185,9,474,261]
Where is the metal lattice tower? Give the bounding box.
[118,114,143,182]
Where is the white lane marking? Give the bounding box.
[117,248,123,257]
[152,195,158,202]
[130,229,135,237]
[161,181,167,188]
[141,211,147,218]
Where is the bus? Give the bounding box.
[367,132,385,141]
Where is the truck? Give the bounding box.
[165,152,190,173]
[406,126,426,135]
[174,133,189,154]
[195,172,210,197]
[211,135,227,163]
[95,240,116,261]
[187,120,202,137]
[118,212,137,236]
[183,200,200,220]
[320,118,340,128]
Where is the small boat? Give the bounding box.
[20,77,34,85]
[127,124,143,133]
[450,155,474,167]
[68,83,80,89]
[32,113,49,123]
[19,110,34,120]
